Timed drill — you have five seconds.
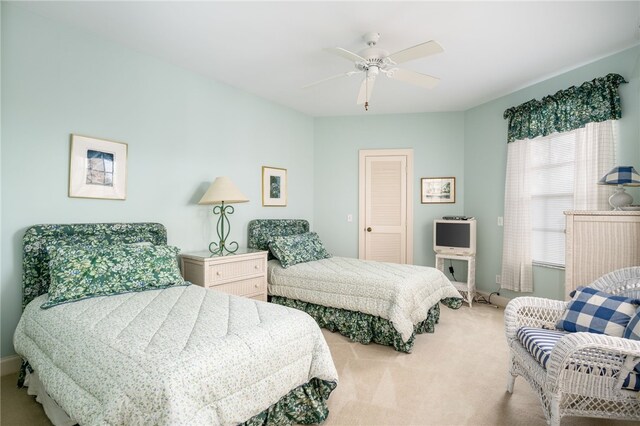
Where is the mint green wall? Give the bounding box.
[464,46,640,301]
[0,5,315,358]
[313,113,466,270]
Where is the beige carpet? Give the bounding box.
[1,304,636,425]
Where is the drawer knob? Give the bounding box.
[255,283,259,288]
[216,271,221,276]
[254,265,259,269]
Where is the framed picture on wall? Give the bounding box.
[421,177,455,204]
[262,166,287,207]
[69,134,127,200]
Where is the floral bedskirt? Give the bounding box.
[270,296,462,353]
[242,378,336,425]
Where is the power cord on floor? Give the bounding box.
[448,259,457,282]
[448,260,500,308]
[474,288,501,308]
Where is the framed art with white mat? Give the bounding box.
[262,166,287,207]
[421,177,455,204]
[69,134,127,200]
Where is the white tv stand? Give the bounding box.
[435,253,476,307]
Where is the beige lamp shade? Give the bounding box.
[198,176,249,205]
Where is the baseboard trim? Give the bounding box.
[476,291,510,308]
[1,355,22,376]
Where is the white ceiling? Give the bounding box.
[16,1,640,117]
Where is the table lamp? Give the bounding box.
[598,166,640,210]
[198,177,249,255]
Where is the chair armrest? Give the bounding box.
[504,297,567,340]
[546,333,640,390]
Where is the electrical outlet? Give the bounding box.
[496,274,501,284]
[347,214,353,222]
[497,216,503,226]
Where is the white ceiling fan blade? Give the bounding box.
[324,47,366,63]
[386,68,440,89]
[387,40,443,65]
[356,76,376,105]
[302,71,361,89]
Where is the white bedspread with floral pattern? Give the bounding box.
[14,285,338,425]
[268,257,462,342]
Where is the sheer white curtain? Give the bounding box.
[500,120,616,292]
[574,120,616,210]
[501,139,533,292]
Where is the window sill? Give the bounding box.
[533,261,565,271]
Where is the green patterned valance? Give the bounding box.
[503,73,627,143]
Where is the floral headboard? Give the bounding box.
[22,223,167,309]
[247,219,310,253]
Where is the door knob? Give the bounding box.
[366,227,372,232]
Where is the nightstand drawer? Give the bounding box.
[209,277,266,297]
[208,257,263,284]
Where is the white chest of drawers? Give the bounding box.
[564,210,640,299]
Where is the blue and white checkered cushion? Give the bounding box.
[624,307,640,340]
[556,287,639,337]
[623,307,640,375]
[517,326,640,391]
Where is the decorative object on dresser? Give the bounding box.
[564,210,640,299]
[181,249,268,301]
[198,176,249,255]
[421,177,455,204]
[262,166,287,207]
[68,134,127,200]
[598,165,640,210]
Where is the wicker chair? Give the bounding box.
[504,267,640,426]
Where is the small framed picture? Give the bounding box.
[69,134,127,200]
[262,166,287,207]
[421,177,455,204]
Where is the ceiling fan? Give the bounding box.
[304,32,444,111]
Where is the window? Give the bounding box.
[527,120,616,268]
[529,131,576,267]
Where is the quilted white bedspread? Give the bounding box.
[268,257,462,342]
[14,285,338,425]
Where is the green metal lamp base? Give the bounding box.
[208,240,239,256]
[208,202,239,256]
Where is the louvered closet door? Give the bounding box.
[364,155,407,263]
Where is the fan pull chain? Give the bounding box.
[364,74,369,111]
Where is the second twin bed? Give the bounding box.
[248,219,463,353]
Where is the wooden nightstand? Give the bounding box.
[180,249,268,301]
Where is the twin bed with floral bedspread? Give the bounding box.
[14,223,338,426]
[247,219,463,353]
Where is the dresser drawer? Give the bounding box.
[207,257,264,285]
[180,249,268,301]
[209,277,266,297]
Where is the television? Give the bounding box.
[433,219,476,256]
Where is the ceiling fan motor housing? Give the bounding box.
[356,56,388,73]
